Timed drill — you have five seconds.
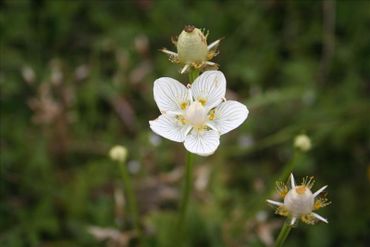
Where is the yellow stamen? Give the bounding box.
[191,62,204,69]
[176,115,187,125]
[301,214,317,224]
[302,176,315,189]
[193,125,207,133]
[198,98,207,106]
[180,102,188,110]
[208,109,216,121]
[207,50,218,60]
[275,206,289,216]
[169,56,180,64]
[314,197,331,210]
[276,181,289,198]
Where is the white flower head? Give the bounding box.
[109,145,128,162]
[149,71,249,156]
[160,25,222,74]
[294,134,312,152]
[267,174,331,226]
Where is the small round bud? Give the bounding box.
[294,134,311,152]
[176,26,208,64]
[109,145,128,162]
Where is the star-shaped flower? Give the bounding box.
[161,25,222,74]
[149,71,249,156]
[267,174,331,225]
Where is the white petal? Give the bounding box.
[153,77,189,113]
[206,122,218,131]
[290,173,296,188]
[160,48,177,57]
[149,114,191,142]
[184,129,220,156]
[210,100,249,135]
[266,199,284,207]
[207,39,221,51]
[290,217,297,225]
[191,71,226,109]
[180,64,190,74]
[205,61,218,67]
[311,212,328,223]
[313,185,328,198]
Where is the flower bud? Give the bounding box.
[109,145,128,162]
[294,134,311,152]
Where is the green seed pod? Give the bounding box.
[176,25,208,64]
[160,25,221,73]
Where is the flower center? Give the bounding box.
[184,101,207,127]
[295,186,306,195]
[284,187,314,216]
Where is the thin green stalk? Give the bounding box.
[244,150,300,219]
[189,69,200,83]
[177,151,194,229]
[118,161,142,240]
[275,220,292,247]
[277,150,299,183]
[175,70,198,243]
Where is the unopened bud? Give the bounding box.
[294,134,311,152]
[109,145,128,162]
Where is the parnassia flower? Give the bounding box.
[267,174,331,225]
[160,25,222,74]
[149,71,248,156]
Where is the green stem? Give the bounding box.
[118,161,142,240]
[244,150,300,219]
[177,152,194,230]
[189,69,200,83]
[277,149,300,183]
[275,220,292,247]
[174,69,199,245]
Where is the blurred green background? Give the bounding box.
[1,0,369,246]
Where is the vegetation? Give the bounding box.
[1,0,369,246]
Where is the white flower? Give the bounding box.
[109,145,128,162]
[149,71,249,156]
[294,134,311,152]
[267,174,331,225]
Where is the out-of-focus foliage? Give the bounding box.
[1,0,369,246]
